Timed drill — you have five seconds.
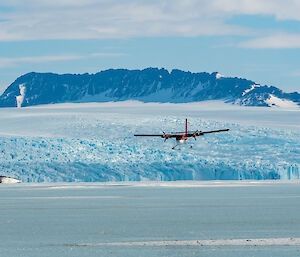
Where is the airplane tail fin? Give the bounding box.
[186,119,188,135]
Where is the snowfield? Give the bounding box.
[0,101,299,182]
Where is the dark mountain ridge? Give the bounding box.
[0,68,299,107]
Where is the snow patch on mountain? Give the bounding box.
[266,94,299,108]
[216,73,225,79]
[242,84,261,96]
[16,84,26,108]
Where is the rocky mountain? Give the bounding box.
[0,68,299,107]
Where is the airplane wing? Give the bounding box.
[134,133,181,139]
[134,134,164,137]
[200,129,229,135]
[134,129,229,138]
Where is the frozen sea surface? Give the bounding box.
[1,181,300,257]
[0,101,299,181]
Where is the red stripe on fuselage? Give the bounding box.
[176,135,187,141]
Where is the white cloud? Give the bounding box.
[0,55,84,68]
[211,0,300,21]
[0,53,126,68]
[0,0,253,41]
[91,53,127,57]
[239,33,300,49]
[0,0,299,42]
[290,70,300,77]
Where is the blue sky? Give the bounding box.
[0,0,300,93]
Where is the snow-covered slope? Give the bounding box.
[0,101,299,182]
[0,68,299,107]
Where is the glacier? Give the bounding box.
[0,101,299,182]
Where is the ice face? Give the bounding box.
[0,101,299,182]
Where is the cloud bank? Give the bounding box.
[240,33,300,49]
[0,0,299,48]
[0,53,125,68]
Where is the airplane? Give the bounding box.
[134,119,229,149]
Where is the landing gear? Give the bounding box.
[172,140,193,150]
[172,143,182,150]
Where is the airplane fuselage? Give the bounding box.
[176,135,188,143]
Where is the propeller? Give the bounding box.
[162,131,169,142]
[193,130,199,140]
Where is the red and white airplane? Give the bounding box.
[134,119,229,149]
